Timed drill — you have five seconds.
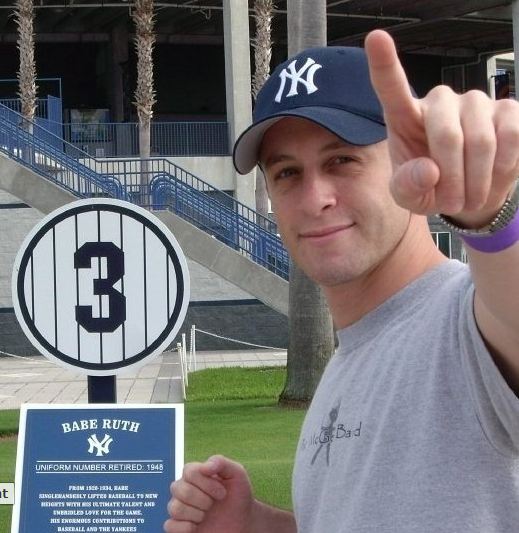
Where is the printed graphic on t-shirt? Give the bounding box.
[300,399,362,466]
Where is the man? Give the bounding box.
[164,29,519,533]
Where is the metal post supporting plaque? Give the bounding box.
[88,375,117,403]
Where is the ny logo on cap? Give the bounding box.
[275,57,322,103]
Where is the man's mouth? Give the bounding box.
[299,224,355,240]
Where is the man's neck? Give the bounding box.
[324,218,447,330]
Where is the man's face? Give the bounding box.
[259,117,411,287]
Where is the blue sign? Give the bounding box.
[12,404,184,533]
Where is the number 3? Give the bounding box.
[75,242,126,333]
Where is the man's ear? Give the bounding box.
[257,164,271,196]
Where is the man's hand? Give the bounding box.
[163,455,254,533]
[365,29,519,229]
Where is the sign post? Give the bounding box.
[88,376,117,403]
[11,198,190,532]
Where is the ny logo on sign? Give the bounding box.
[88,433,113,457]
[275,57,322,103]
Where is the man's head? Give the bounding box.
[231,46,430,290]
[233,46,387,175]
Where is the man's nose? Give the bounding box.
[300,173,338,215]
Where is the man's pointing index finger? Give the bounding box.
[365,30,417,121]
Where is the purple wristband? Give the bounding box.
[460,208,519,253]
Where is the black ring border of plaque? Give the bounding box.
[16,201,186,371]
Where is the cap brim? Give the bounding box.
[233,107,387,175]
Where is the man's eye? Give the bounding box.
[332,155,354,165]
[276,167,297,180]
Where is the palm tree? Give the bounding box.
[132,0,156,204]
[14,0,37,142]
[252,0,275,221]
[279,0,334,407]
[252,0,275,100]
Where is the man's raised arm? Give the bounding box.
[365,29,519,394]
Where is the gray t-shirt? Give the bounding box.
[293,260,519,532]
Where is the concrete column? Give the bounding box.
[487,56,497,99]
[223,0,256,209]
[513,0,519,100]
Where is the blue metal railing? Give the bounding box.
[0,104,289,279]
[0,98,49,118]
[0,107,129,200]
[0,98,229,157]
[62,121,229,157]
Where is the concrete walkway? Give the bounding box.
[0,350,287,410]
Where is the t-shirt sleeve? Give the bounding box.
[459,285,519,457]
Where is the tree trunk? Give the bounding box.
[15,0,37,162]
[132,0,156,205]
[252,0,275,221]
[255,168,270,227]
[287,0,326,55]
[279,261,334,406]
[139,121,151,205]
[279,0,334,408]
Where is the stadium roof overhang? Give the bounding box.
[0,0,514,59]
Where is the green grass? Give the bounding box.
[185,367,306,510]
[185,398,305,509]
[0,410,19,438]
[0,366,306,530]
[186,366,287,401]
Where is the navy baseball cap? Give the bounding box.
[233,46,387,175]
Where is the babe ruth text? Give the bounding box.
[61,419,140,433]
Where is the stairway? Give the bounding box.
[0,104,289,315]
